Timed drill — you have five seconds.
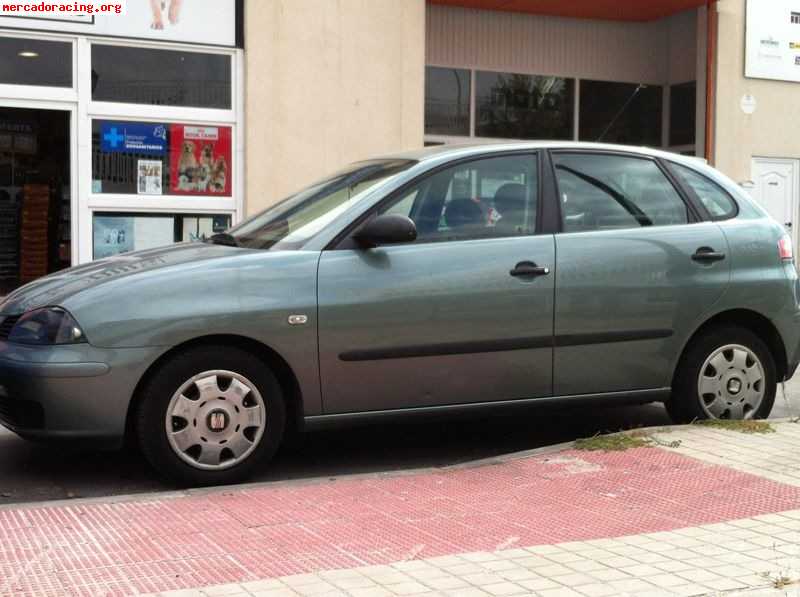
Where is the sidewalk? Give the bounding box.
[3,421,800,597]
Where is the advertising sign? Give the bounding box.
[746,0,800,83]
[101,122,167,156]
[169,124,231,196]
[93,216,134,259]
[0,0,238,47]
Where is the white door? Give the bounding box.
[751,158,799,238]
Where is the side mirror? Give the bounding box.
[354,214,417,248]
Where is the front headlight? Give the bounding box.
[8,307,87,345]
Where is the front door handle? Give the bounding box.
[510,261,550,277]
[692,247,726,263]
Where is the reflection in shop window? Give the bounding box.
[92,213,232,260]
[579,80,663,147]
[0,108,71,295]
[0,37,72,88]
[475,71,574,140]
[425,66,471,136]
[92,120,232,197]
[91,45,231,109]
[669,81,696,147]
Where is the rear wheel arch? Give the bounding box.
[125,334,304,442]
[674,309,788,384]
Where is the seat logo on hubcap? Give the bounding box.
[207,410,229,432]
[727,378,742,395]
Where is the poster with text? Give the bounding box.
[137,160,163,195]
[169,125,232,196]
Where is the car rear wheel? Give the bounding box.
[668,325,776,423]
[136,346,285,486]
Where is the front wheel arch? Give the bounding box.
[124,334,303,445]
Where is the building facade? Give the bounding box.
[0,0,795,293]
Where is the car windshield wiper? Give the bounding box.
[206,232,239,247]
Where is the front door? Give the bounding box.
[317,153,555,414]
[551,151,730,396]
[751,157,798,240]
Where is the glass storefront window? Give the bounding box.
[670,81,696,147]
[425,66,471,136]
[0,37,71,88]
[92,120,232,196]
[93,212,232,259]
[475,71,574,140]
[0,107,71,295]
[91,45,231,109]
[579,80,663,147]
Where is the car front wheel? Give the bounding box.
[136,346,286,486]
[668,325,776,423]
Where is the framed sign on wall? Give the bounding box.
[745,0,800,83]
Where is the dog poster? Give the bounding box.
[169,125,231,196]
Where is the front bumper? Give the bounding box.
[0,342,161,446]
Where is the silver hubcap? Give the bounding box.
[697,344,765,420]
[165,370,266,471]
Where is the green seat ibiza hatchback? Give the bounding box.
[1,142,798,485]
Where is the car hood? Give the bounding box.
[0,242,253,315]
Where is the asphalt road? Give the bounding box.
[0,379,796,506]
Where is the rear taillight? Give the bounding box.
[779,235,794,261]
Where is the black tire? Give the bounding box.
[667,325,776,424]
[135,345,286,487]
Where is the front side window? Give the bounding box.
[669,162,738,220]
[553,153,688,233]
[379,154,538,242]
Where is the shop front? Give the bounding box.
[0,0,243,293]
[424,0,712,160]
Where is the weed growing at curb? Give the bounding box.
[694,419,775,434]
[574,434,651,451]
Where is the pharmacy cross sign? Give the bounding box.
[103,127,124,148]
[100,122,168,156]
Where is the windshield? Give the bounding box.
[223,159,416,250]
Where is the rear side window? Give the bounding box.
[668,163,738,220]
[552,153,688,232]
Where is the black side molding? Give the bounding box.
[339,329,674,362]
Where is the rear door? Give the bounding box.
[317,152,556,414]
[550,151,730,396]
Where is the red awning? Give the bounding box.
[428,0,707,22]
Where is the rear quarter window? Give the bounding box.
[668,162,738,220]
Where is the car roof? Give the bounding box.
[380,141,708,170]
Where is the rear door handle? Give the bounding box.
[510,261,550,277]
[692,247,726,263]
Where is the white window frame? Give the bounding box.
[81,36,243,264]
[0,28,243,270]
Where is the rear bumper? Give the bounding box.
[0,342,161,446]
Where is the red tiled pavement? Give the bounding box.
[2,447,800,596]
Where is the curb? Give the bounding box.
[1,419,793,513]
